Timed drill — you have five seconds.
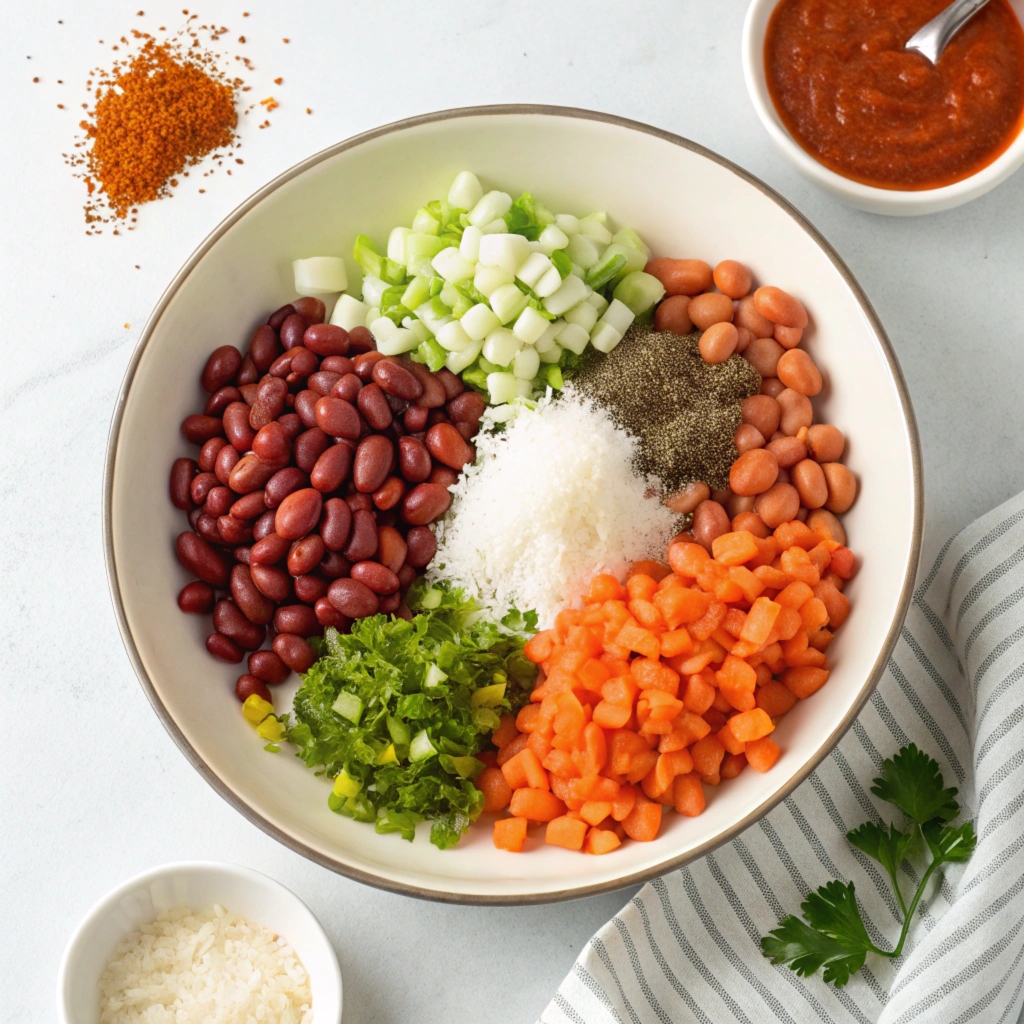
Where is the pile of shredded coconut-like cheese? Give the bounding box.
[429,389,678,626]
[98,904,312,1024]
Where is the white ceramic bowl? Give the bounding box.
[742,0,1024,215]
[57,861,342,1024]
[105,105,922,903]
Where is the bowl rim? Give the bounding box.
[103,102,924,905]
[56,859,342,1023]
[741,0,1024,207]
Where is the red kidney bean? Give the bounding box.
[235,673,272,702]
[201,345,242,392]
[234,545,252,564]
[170,458,197,510]
[279,313,307,349]
[353,435,394,493]
[311,443,353,492]
[357,382,392,430]
[376,525,408,574]
[216,515,253,546]
[229,490,266,520]
[327,577,379,618]
[267,303,296,330]
[230,563,275,624]
[319,497,353,551]
[213,599,266,650]
[342,508,378,561]
[428,465,459,489]
[275,488,323,540]
[407,364,447,408]
[350,560,400,595]
[396,436,432,483]
[207,632,244,663]
[274,604,322,638]
[345,325,373,353]
[386,392,410,418]
[314,396,360,439]
[249,324,281,371]
[426,409,449,428]
[249,421,288,463]
[314,597,349,629]
[402,483,451,525]
[403,405,429,432]
[250,562,293,601]
[176,531,229,585]
[397,564,419,589]
[373,476,405,510]
[292,575,327,605]
[187,507,203,530]
[178,580,215,614]
[435,368,464,400]
[223,402,257,451]
[319,551,351,579]
[203,486,234,518]
[321,356,355,376]
[278,413,301,441]
[293,296,326,323]
[253,509,278,542]
[331,373,362,404]
[347,493,373,513]
[236,355,259,386]
[308,370,342,397]
[296,389,321,427]
[205,386,241,417]
[181,414,224,444]
[353,351,385,380]
[251,531,291,565]
[304,322,349,356]
[446,390,486,427]
[288,534,326,576]
[373,358,423,400]
[289,347,319,378]
[404,525,437,567]
[214,443,240,485]
[454,421,476,442]
[425,423,474,470]
[294,428,330,473]
[379,593,402,614]
[273,633,317,672]
[249,376,289,431]
[196,514,223,545]
[229,454,280,494]
[264,466,308,508]
[248,650,290,685]
[238,383,259,406]
[198,438,227,472]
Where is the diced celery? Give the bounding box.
[388,226,412,264]
[535,266,563,298]
[386,715,411,746]
[445,340,484,374]
[242,693,274,725]
[478,233,531,274]
[486,371,519,404]
[450,292,473,319]
[412,207,441,235]
[543,274,589,316]
[564,301,598,333]
[546,364,564,389]
[513,346,540,380]
[474,265,514,298]
[379,284,411,324]
[414,299,453,337]
[512,305,549,345]
[460,303,501,342]
[585,251,627,290]
[516,251,553,289]
[401,276,432,311]
[590,321,623,353]
[416,338,447,372]
[448,171,484,210]
[477,356,503,374]
[360,274,388,308]
[330,293,369,331]
[470,681,507,708]
[479,218,508,234]
[612,271,666,315]
[586,291,610,315]
[600,297,636,335]
[409,729,437,762]
[353,234,406,285]
[293,256,348,294]
[489,283,529,324]
[460,224,482,262]
[405,232,448,264]
[461,367,489,391]
[332,690,364,725]
[611,227,651,259]
[534,320,562,353]
[483,328,521,367]
[603,242,648,285]
[423,664,448,689]
[538,342,562,364]
[372,318,420,356]
[333,769,362,798]
[565,233,601,270]
[418,587,443,609]
[556,322,590,355]
[550,249,572,279]
[402,318,431,344]
[537,224,569,255]
[468,190,513,228]
[579,212,613,244]
[555,213,580,235]
[364,306,380,329]
[436,320,473,352]
[431,247,476,285]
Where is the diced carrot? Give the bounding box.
[716,654,757,693]
[579,721,608,776]
[528,730,553,760]
[761,641,785,673]
[609,731,648,774]
[667,541,710,577]
[654,586,712,629]
[660,627,694,658]
[551,646,590,676]
[497,732,529,766]
[808,628,834,651]
[721,752,747,779]
[516,704,544,734]
[584,827,622,855]
[477,750,498,768]
[776,581,814,609]
[745,735,781,772]
[690,733,726,776]
[493,817,528,852]
[712,530,760,566]
[524,630,556,664]
[808,543,832,575]
[550,774,578,809]
[615,619,662,660]
[747,535,779,569]
[475,766,513,812]
[673,773,706,817]
[554,609,583,641]
[567,774,599,804]
[579,800,613,827]
[753,565,792,589]
[492,715,520,749]
[510,788,566,821]
[651,749,694,795]
[578,658,612,694]
[768,606,803,643]
[579,604,606,627]
[593,701,631,729]
[756,679,798,718]
[683,673,717,715]
[754,662,773,687]
[689,599,727,641]
[780,546,820,586]
[640,689,684,721]
[782,666,830,698]
[774,521,819,551]
[610,783,638,821]
[601,676,638,708]
[622,793,663,842]
[814,580,851,628]
[566,624,605,657]
[718,723,746,756]
[722,607,748,638]
[542,748,579,778]
[740,596,782,646]
[502,748,549,791]
[552,692,586,744]
[626,573,659,602]
[626,748,660,784]
[546,815,588,850]
[829,546,857,579]
[719,683,756,712]
[711,688,734,713]
[657,572,684,592]
[586,573,627,603]
[631,657,667,690]
[727,565,765,602]
[728,708,776,742]
[782,629,809,667]
[628,599,665,632]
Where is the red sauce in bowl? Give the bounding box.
[764,0,1024,190]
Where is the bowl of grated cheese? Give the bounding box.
[106,105,921,903]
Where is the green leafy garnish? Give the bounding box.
[283,582,537,849]
[762,744,976,987]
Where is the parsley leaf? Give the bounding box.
[922,820,977,864]
[871,743,959,825]
[846,821,915,911]
[762,898,868,987]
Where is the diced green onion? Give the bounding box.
[401,276,432,311]
[409,729,437,762]
[331,690,364,725]
[418,588,443,610]
[386,715,411,747]
[423,664,449,689]
[550,249,572,279]
[412,207,440,235]
[585,251,627,290]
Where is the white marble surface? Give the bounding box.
[3,1,1024,1021]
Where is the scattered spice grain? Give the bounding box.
[572,325,761,492]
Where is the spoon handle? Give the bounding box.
[906,0,992,63]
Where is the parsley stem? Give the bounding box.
[884,857,941,959]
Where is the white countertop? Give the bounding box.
[4,1,1024,1021]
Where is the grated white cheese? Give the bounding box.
[429,388,678,626]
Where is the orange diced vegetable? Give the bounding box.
[493,817,528,852]
[497,732,529,766]
[584,827,622,854]
[580,800,613,827]
[546,815,588,850]
[626,574,659,603]
[660,627,694,658]
[728,707,776,742]
[782,666,830,698]
[718,723,746,756]
[673,773,706,816]
[721,752,747,779]
[654,586,712,629]
[691,734,726,777]
[745,735,781,772]
[740,596,782,646]
[756,679,798,718]
[616,619,662,660]
[667,541,710,577]
[510,788,567,821]
[683,673,717,715]
[829,546,857,579]
[622,793,663,841]
[712,530,760,566]
[476,767,513,812]
[586,573,627,603]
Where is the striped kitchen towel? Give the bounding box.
[541,490,1024,1024]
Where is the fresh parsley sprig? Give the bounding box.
[761,744,976,987]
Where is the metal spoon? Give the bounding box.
[905,0,992,63]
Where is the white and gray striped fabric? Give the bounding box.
[541,491,1024,1024]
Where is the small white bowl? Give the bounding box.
[742,0,1024,215]
[57,862,342,1024]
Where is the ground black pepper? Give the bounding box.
[572,325,761,492]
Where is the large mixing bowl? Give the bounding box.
[105,105,922,903]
